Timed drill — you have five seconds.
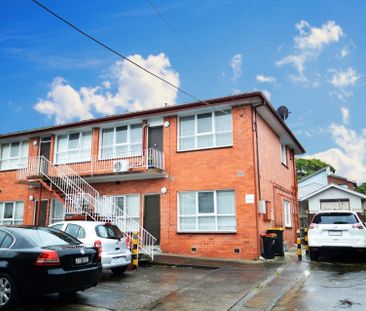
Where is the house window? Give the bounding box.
[283,200,291,227]
[100,124,142,159]
[281,144,287,166]
[320,199,350,211]
[0,141,28,171]
[178,190,236,232]
[49,200,65,224]
[109,194,140,232]
[0,202,24,225]
[55,131,92,164]
[178,110,232,151]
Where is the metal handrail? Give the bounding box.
[17,156,157,259]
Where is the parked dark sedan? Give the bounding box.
[0,225,101,310]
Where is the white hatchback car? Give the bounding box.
[50,221,132,274]
[308,210,366,260]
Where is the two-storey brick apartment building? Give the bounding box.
[0,92,304,260]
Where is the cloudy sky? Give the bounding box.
[1,1,365,183]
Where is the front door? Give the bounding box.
[148,127,163,151]
[143,195,160,244]
[34,200,48,226]
[39,137,51,160]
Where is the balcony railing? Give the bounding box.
[16,148,164,182]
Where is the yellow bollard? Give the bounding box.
[132,232,138,269]
[296,229,302,261]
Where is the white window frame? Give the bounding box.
[99,124,143,160]
[0,201,24,225]
[281,144,287,166]
[107,194,140,231]
[283,200,292,228]
[178,110,233,151]
[54,131,92,164]
[177,190,236,233]
[49,199,65,224]
[0,141,29,171]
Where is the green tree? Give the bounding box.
[296,158,336,180]
[355,183,366,195]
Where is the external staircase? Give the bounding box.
[17,156,157,260]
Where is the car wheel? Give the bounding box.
[0,273,17,310]
[309,249,319,261]
[111,266,128,275]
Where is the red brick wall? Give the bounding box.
[255,113,298,247]
[0,104,300,260]
[327,176,354,190]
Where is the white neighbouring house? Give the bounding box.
[298,167,366,226]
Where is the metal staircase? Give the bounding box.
[17,156,157,260]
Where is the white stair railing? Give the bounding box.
[18,156,157,259]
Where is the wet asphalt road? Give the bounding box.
[13,253,366,311]
[273,252,366,311]
[14,262,280,311]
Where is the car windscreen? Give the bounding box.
[95,224,123,239]
[313,213,359,225]
[20,227,81,247]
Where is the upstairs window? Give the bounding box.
[178,110,232,151]
[55,131,92,164]
[0,141,28,171]
[100,124,142,159]
[281,144,287,166]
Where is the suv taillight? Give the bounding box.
[352,223,364,229]
[309,223,318,229]
[35,250,60,266]
[94,240,102,261]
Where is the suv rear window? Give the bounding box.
[313,213,359,225]
[95,224,123,239]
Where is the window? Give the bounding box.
[0,230,14,249]
[100,124,142,159]
[283,200,291,227]
[65,224,86,239]
[49,200,65,224]
[55,131,92,164]
[178,190,236,232]
[109,194,140,232]
[178,110,232,151]
[0,202,24,225]
[0,141,28,171]
[320,199,350,211]
[281,144,287,166]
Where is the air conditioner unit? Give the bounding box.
[113,160,130,173]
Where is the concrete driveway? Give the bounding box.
[15,260,283,311]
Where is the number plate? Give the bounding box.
[328,230,342,236]
[112,256,125,264]
[75,256,89,265]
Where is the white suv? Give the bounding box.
[308,210,366,261]
[50,221,132,274]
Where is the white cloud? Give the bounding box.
[294,20,343,50]
[34,53,180,124]
[256,74,276,84]
[276,20,344,83]
[339,46,349,58]
[304,123,366,183]
[329,67,360,88]
[340,106,349,124]
[328,67,360,101]
[262,89,271,100]
[230,54,243,82]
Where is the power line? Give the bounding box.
[147,0,230,96]
[30,0,231,115]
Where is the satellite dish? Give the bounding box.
[277,106,289,121]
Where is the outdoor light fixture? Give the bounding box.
[164,121,170,128]
[29,195,34,201]
[32,140,38,146]
[161,187,167,194]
